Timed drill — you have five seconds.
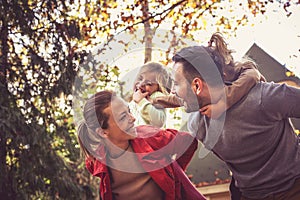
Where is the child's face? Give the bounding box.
[134,71,159,96]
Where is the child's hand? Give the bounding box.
[200,101,226,119]
[133,89,149,103]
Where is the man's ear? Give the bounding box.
[192,78,203,95]
[96,127,108,138]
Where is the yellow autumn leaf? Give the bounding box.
[188,0,198,9]
[102,11,109,21]
[286,71,292,77]
[202,18,207,29]
[225,24,231,29]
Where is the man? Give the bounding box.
[172,45,300,200]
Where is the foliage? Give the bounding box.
[0,0,91,199]
[77,0,298,63]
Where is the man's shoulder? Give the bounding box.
[251,81,288,95]
[254,81,284,88]
[234,81,287,108]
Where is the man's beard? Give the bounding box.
[183,89,200,113]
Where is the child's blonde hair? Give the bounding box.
[137,62,172,94]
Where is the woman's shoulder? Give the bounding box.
[133,125,177,151]
[136,125,162,138]
[135,125,179,143]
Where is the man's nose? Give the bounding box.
[171,85,176,94]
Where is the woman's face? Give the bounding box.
[134,71,159,96]
[102,96,137,144]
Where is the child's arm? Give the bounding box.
[200,64,264,119]
[226,64,265,107]
[152,94,184,108]
[133,90,166,127]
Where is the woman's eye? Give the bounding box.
[119,115,126,121]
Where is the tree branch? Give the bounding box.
[99,0,188,52]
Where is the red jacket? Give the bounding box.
[86,125,206,200]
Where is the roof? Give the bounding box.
[244,43,300,85]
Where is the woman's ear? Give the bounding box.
[96,127,108,138]
[192,78,203,95]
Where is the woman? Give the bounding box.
[77,90,206,200]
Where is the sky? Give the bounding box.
[228,2,300,77]
[115,1,300,77]
[102,1,300,85]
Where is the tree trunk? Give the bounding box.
[142,0,152,63]
[0,10,10,199]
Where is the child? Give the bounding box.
[129,62,172,127]
[153,32,265,119]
